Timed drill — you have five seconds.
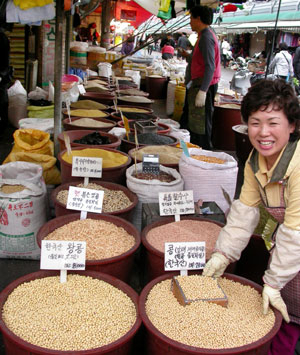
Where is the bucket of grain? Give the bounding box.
[0,270,141,354]
[62,117,116,132]
[139,272,282,355]
[51,180,138,222]
[36,213,140,282]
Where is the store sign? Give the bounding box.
[164,242,206,271]
[40,240,86,270]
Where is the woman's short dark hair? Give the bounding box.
[241,79,300,141]
[279,42,288,51]
[190,6,213,25]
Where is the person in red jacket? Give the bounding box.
[161,41,174,60]
[181,5,221,150]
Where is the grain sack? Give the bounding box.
[179,148,238,212]
[0,162,48,259]
[126,163,184,231]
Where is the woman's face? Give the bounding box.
[247,105,295,169]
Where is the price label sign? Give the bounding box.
[72,156,102,178]
[40,240,86,270]
[159,190,195,216]
[66,186,104,213]
[164,242,206,271]
[142,154,160,174]
[78,84,86,94]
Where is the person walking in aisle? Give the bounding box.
[182,5,220,150]
[270,42,293,81]
[203,79,300,355]
[221,37,230,68]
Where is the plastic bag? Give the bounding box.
[28,86,48,100]
[124,70,141,89]
[8,80,27,128]
[27,104,54,118]
[0,161,48,259]
[13,0,53,10]
[18,118,54,134]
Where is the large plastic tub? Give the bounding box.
[0,270,141,355]
[212,103,242,151]
[36,213,140,282]
[58,147,132,185]
[121,134,178,154]
[232,125,253,164]
[141,216,228,282]
[139,273,282,355]
[63,116,116,132]
[118,121,170,135]
[145,76,168,100]
[51,180,138,221]
[58,130,121,151]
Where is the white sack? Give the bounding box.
[8,80,27,128]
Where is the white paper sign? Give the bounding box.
[66,186,104,213]
[78,84,86,94]
[164,242,206,271]
[40,240,86,270]
[72,156,102,178]
[159,190,195,216]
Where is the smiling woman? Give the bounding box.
[202,79,300,355]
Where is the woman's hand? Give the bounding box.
[202,252,230,278]
[262,284,290,323]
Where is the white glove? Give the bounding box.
[262,284,290,323]
[202,252,230,278]
[195,90,206,107]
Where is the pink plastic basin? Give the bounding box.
[139,272,282,355]
[0,270,141,355]
[36,213,140,282]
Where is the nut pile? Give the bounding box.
[146,220,221,259]
[56,183,133,213]
[0,184,26,194]
[44,219,135,260]
[191,155,225,164]
[2,274,136,351]
[176,275,225,300]
[146,277,275,349]
[132,171,176,182]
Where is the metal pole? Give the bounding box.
[65,10,71,75]
[265,0,282,78]
[54,0,64,157]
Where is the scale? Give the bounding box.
[135,120,158,134]
[142,154,160,174]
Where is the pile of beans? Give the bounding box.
[127,133,175,145]
[146,220,221,259]
[131,146,182,164]
[175,275,225,300]
[132,171,175,182]
[70,118,114,128]
[73,132,111,145]
[69,109,108,118]
[56,183,133,213]
[44,219,135,260]
[3,274,136,351]
[145,277,275,349]
[0,184,25,194]
[191,155,225,164]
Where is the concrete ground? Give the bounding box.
[0,67,299,354]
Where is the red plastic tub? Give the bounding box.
[62,116,116,132]
[118,121,170,135]
[36,213,140,282]
[0,270,141,355]
[145,76,168,100]
[121,134,178,154]
[139,273,282,355]
[51,180,138,221]
[79,92,116,106]
[58,147,132,185]
[58,130,121,151]
[141,216,226,282]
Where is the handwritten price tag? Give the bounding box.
[40,240,86,270]
[159,190,195,216]
[66,186,104,213]
[72,156,102,178]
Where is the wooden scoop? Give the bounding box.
[63,132,72,156]
[172,275,228,307]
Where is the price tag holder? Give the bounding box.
[180,140,190,157]
[66,186,104,216]
[72,156,102,178]
[159,190,195,220]
[142,154,160,174]
[78,84,86,95]
[164,241,206,276]
[40,240,86,283]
